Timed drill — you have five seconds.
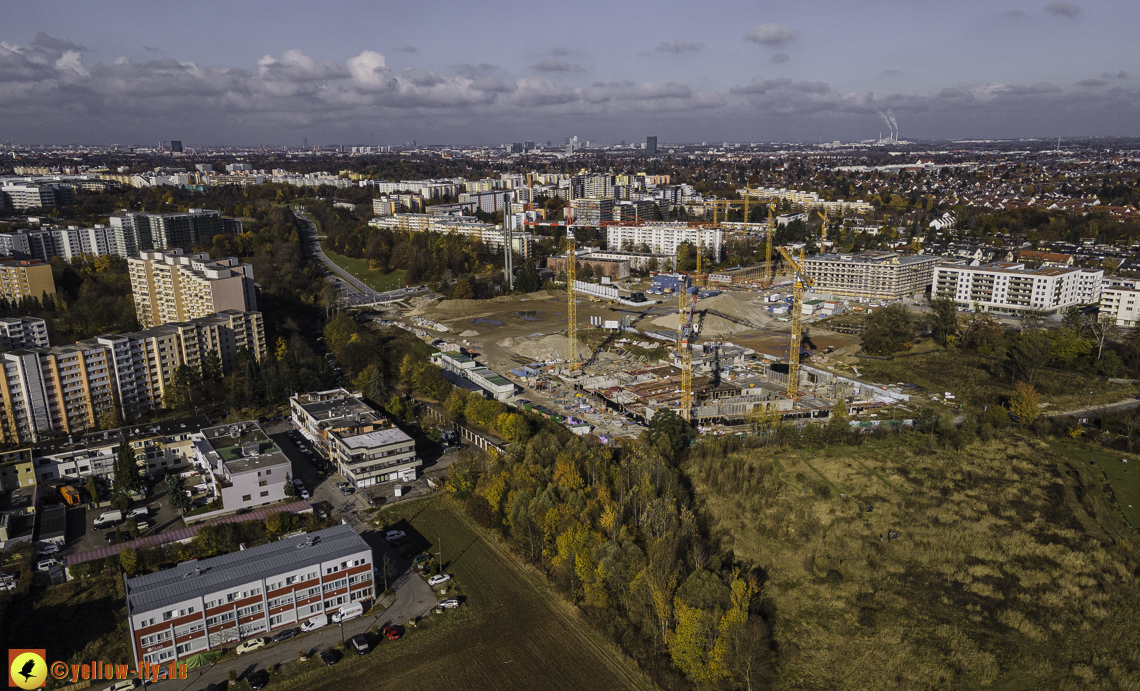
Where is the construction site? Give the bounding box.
[362,206,912,443]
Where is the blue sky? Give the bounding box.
[1,0,1137,145]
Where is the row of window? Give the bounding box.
[204,587,262,609]
[140,630,171,646]
[266,571,318,592]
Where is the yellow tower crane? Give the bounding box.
[776,246,813,399]
[816,210,829,248]
[566,209,578,372]
[678,283,696,420]
[765,203,776,287]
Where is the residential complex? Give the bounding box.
[129,249,257,328]
[0,317,48,350]
[1097,284,1140,327]
[932,260,1083,315]
[0,182,76,211]
[109,209,228,257]
[0,310,264,445]
[368,214,536,259]
[431,352,516,401]
[0,259,56,303]
[803,252,938,301]
[194,420,290,513]
[125,524,373,665]
[0,226,113,262]
[605,223,723,258]
[290,389,420,488]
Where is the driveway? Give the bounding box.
[59,480,184,557]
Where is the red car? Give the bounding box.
[381,626,401,641]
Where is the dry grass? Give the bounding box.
[686,435,1140,690]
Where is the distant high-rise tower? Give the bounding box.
[646,136,657,155]
[170,140,183,153]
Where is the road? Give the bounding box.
[294,212,426,308]
[1044,396,1140,418]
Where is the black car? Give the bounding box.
[105,532,117,543]
[247,671,269,690]
[319,650,337,667]
[349,634,369,656]
[271,628,299,643]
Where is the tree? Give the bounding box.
[113,439,141,495]
[499,413,531,443]
[378,553,396,593]
[86,476,99,505]
[320,282,340,319]
[466,495,494,528]
[1087,314,1117,361]
[1009,382,1041,428]
[284,473,298,498]
[119,547,138,574]
[649,408,695,455]
[201,349,223,384]
[167,472,192,513]
[515,262,541,293]
[928,296,959,345]
[167,364,199,412]
[862,304,915,355]
[1007,328,1054,385]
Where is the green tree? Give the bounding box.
[284,473,298,498]
[649,408,695,455]
[928,297,959,345]
[119,547,139,574]
[167,472,192,513]
[201,349,223,384]
[86,475,99,504]
[515,262,541,293]
[676,242,697,271]
[500,413,531,443]
[113,439,141,494]
[167,364,199,412]
[862,304,915,355]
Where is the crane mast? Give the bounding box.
[566,208,578,372]
[776,246,813,399]
[765,203,776,287]
[679,284,696,420]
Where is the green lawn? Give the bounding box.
[319,242,407,292]
[1051,440,1140,530]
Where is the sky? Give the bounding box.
[1,0,1138,146]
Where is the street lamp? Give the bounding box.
[1089,390,1093,408]
[339,621,344,644]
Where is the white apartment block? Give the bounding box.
[368,214,536,259]
[606,223,723,258]
[1098,285,1140,327]
[0,317,48,350]
[129,249,257,328]
[124,525,373,665]
[932,260,1083,315]
[804,252,938,301]
[0,226,112,262]
[1076,268,1104,304]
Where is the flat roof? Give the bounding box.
[340,427,413,450]
[125,524,369,614]
[32,415,210,456]
[225,452,290,474]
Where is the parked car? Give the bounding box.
[36,558,62,571]
[129,507,149,519]
[381,626,401,640]
[428,574,452,586]
[101,680,137,691]
[437,598,460,609]
[271,628,299,643]
[292,478,305,488]
[366,495,383,506]
[36,543,60,556]
[235,637,268,655]
[349,634,369,655]
[301,613,328,632]
[105,532,117,544]
[385,530,406,541]
[300,490,310,500]
[247,671,269,690]
[319,650,337,667]
[340,486,355,496]
[411,554,432,567]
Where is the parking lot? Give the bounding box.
[57,477,184,558]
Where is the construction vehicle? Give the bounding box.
[60,485,81,506]
[776,246,813,399]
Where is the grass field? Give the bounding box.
[686,435,1140,690]
[274,498,648,691]
[1051,440,1140,530]
[319,241,407,292]
[857,349,1134,410]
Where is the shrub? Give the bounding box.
[465,495,493,528]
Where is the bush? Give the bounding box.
[465,495,493,528]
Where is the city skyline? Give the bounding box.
[1,0,1137,145]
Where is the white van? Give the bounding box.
[301,613,328,632]
[331,602,363,623]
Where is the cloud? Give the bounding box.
[1002,9,1027,17]
[258,49,348,82]
[549,47,569,57]
[1103,70,1130,79]
[729,76,793,95]
[530,59,583,73]
[743,23,798,47]
[772,53,790,64]
[1077,78,1107,87]
[454,63,499,77]
[1045,2,1081,17]
[656,40,703,54]
[630,81,692,100]
[143,45,160,53]
[881,69,900,77]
